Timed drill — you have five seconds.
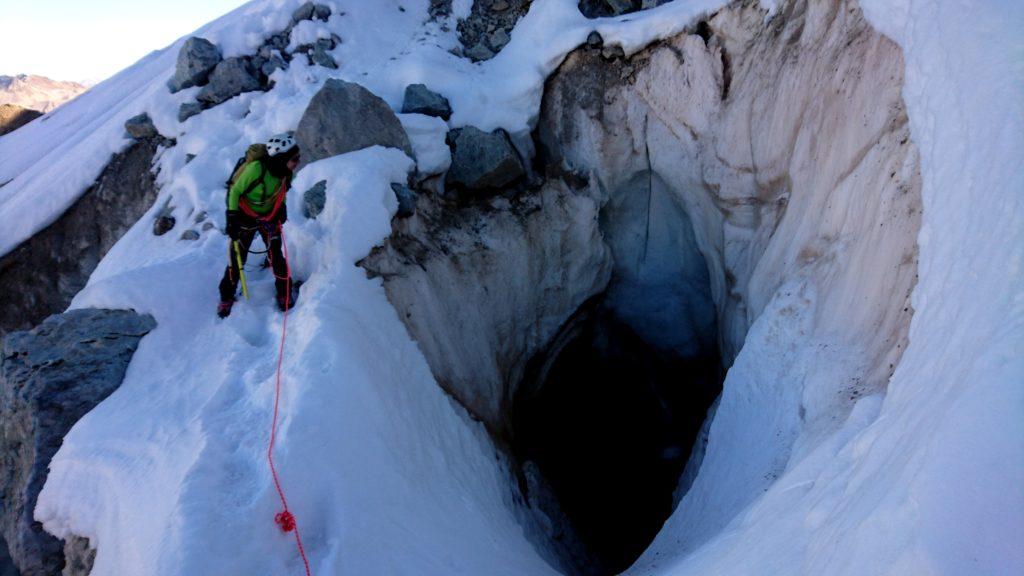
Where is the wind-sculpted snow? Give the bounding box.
[2,0,1018,575]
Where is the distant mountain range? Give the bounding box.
[0,74,88,113]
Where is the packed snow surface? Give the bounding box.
[0,0,1015,574]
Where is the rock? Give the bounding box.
[185,153,197,163]
[180,229,200,241]
[295,79,414,163]
[601,44,625,60]
[196,57,261,106]
[313,4,332,20]
[178,102,204,122]
[152,198,175,236]
[464,42,494,62]
[62,536,94,576]
[586,31,604,47]
[488,28,511,51]
[124,112,157,140]
[391,183,417,218]
[0,309,155,576]
[303,180,327,219]
[310,45,338,69]
[445,126,525,190]
[401,84,452,120]
[292,1,315,22]
[167,37,222,93]
[201,222,215,232]
[456,0,530,60]
[0,140,161,341]
[0,104,42,137]
[260,53,288,77]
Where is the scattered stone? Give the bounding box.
[313,3,332,20]
[0,309,155,576]
[445,126,525,190]
[180,229,200,241]
[62,536,95,576]
[465,42,495,62]
[260,53,288,77]
[153,198,175,236]
[303,180,327,219]
[296,79,414,163]
[196,57,261,106]
[178,102,204,122]
[124,112,158,140]
[578,0,672,18]
[492,0,510,11]
[194,211,207,223]
[292,2,315,22]
[167,37,222,93]
[587,31,604,47]
[601,44,626,60]
[185,153,197,163]
[488,28,511,51]
[201,222,215,232]
[392,183,417,218]
[310,45,338,69]
[401,84,452,120]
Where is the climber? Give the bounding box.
[217,133,300,318]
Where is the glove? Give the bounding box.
[276,202,288,225]
[226,209,241,240]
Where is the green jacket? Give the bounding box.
[228,161,287,215]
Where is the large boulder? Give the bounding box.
[401,84,452,120]
[196,57,261,106]
[445,126,525,190]
[295,79,413,163]
[167,37,222,93]
[0,309,156,576]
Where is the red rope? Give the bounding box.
[266,226,312,576]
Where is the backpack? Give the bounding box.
[224,143,268,205]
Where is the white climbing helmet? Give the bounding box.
[266,132,297,157]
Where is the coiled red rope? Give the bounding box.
[266,225,312,575]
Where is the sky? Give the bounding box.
[0,0,248,84]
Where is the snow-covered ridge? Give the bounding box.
[0,0,1019,575]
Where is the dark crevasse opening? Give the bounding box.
[512,304,722,574]
[510,174,724,575]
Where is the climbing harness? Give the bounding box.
[264,226,312,575]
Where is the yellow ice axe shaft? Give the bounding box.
[234,240,249,300]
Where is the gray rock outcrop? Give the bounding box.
[445,126,525,191]
[295,79,413,163]
[391,183,417,218]
[178,102,203,122]
[303,180,327,219]
[1,309,156,576]
[196,57,261,106]
[0,140,161,342]
[124,113,157,140]
[401,84,452,120]
[167,37,222,93]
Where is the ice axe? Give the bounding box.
[233,240,249,300]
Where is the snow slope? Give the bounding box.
[0,0,1016,574]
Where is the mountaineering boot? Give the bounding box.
[276,294,291,312]
[217,300,234,318]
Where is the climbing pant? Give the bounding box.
[219,214,289,302]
